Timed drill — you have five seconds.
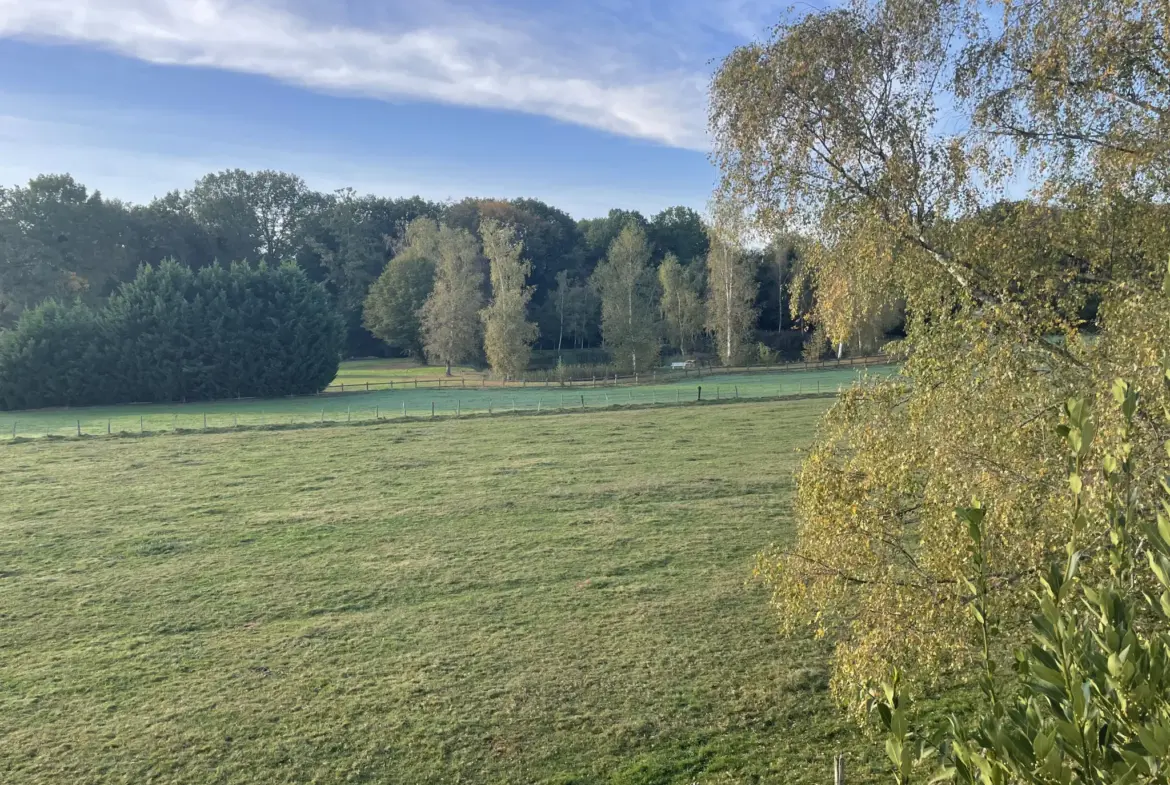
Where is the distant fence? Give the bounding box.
[320,354,892,396]
[0,356,895,440]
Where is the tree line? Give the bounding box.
[0,171,855,375]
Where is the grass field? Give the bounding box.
[0,365,896,439]
[0,400,893,784]
[330,358,483,386]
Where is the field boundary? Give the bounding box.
[1,390,842,445]
[320,354,892,395]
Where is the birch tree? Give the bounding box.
[704,202,757,366]
[480,219,537,378]
[591,224,659,373]
[657,253,704,355]
[419,224,483,375]
[711,0,1170,701]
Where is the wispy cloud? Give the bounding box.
[0,0,718,150]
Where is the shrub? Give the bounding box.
[873,377,1170,784]
[0,260,343,410]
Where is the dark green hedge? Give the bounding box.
[0,261,344,410]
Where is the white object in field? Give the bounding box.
[670,360,696,369]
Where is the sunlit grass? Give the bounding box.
[330,358,482,386]
[0,365,898,439]
[0,400,892,784]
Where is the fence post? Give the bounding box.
[107,419,111,435]
[11,422,15,439]
[366,382,370,391]
[347,406,351,423]
[375,405,379,419]
[402,402,406,417]
[489,400,493,414]
[697,386,702,401]
[321,408,325,423]
[140,416,144,434]
[833,754,845,785]
[580,395,585,410]
[457,400,461,417]
[77,420,81,437]
[431,402,435,418]
[735,385,739,399]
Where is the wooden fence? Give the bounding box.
[320,354,892,396]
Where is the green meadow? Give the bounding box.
[0,364,894,439]
[0,399,898,784]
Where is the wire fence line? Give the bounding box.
[319,354,892,395]
[0,365,898,441]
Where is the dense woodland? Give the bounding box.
[0,172,836,374]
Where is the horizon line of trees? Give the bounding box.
[0,170,875,374]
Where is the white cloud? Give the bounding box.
[0,0,712,150]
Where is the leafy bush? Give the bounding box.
[757,342,779,365]
[873,376,1170,784]
[0,260,343,409]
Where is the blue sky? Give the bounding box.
[0,0,799,219]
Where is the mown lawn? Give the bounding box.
[0,400,889,784]
[331,358,483,386]
[0,365,894,439]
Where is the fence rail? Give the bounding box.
[321,354,892,396]
[1,361,896,441]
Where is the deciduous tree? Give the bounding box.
[591,224,660,373]
[657,253,704,355]
[363,217,440,359]
[704,201,758,365]
[480,219,538,378]
[712,0,1170,701]
[419,224,484,374]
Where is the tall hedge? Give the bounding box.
[0,260,344,410]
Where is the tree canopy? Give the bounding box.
[592,224,661,373]
[480,219,539,378]
[713,0,1170,700]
